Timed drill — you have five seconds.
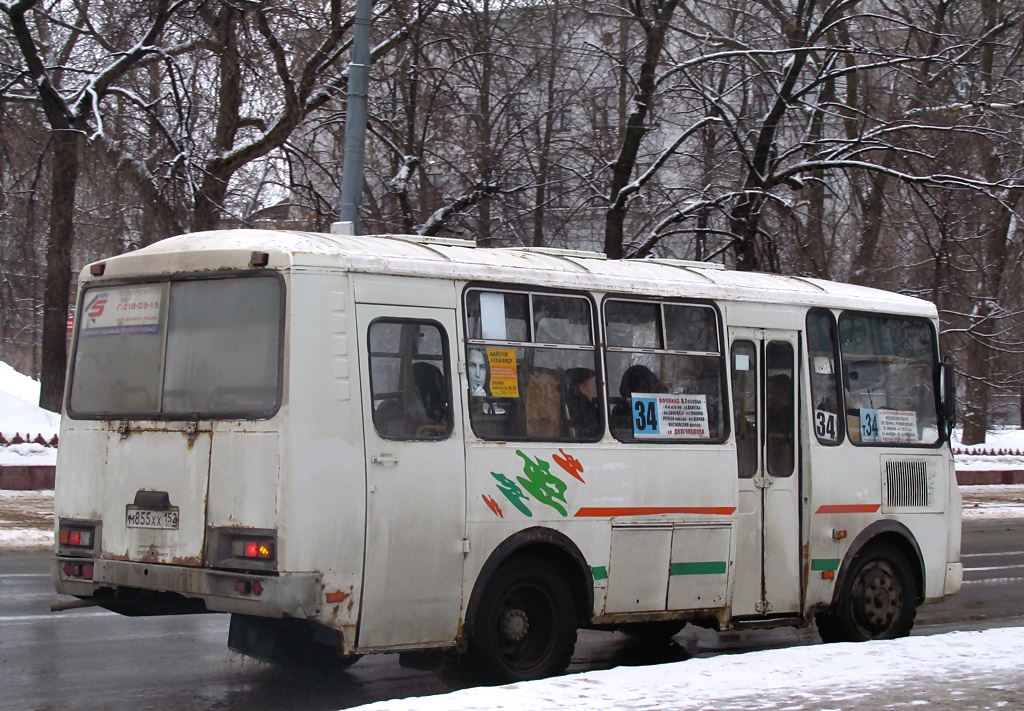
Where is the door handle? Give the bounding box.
[371,454,399,466]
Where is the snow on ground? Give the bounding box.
[349,628,1024,711]
[0,489,55,551]
[960,484,1024,519]
[0,361,59,466]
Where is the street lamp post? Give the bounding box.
[335,0,372,235]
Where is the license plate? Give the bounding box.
[126,506,180,530]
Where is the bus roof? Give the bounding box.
[87,229,936,317]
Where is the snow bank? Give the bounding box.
[349,628,1024,711]
[0,361,59,465]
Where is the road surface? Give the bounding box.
[1,518,1021,711]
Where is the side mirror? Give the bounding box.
[941,361,957,437]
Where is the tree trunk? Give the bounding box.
[39,130,80,411]
[729,196,759,271]
[960,314,991,446]
[191,5,242,233]
[603,0,677,260]
[192,170,231,232]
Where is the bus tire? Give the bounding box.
[817,543,917,643]
[472,557,577,683]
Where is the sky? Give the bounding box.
[4,361,1024,709]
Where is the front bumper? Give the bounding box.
[944,562,964,597]
[54,556,321,618]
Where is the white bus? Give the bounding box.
[53,229,961,681]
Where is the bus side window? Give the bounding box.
[368,320,453,440]
[806,309,843,445]
[464,289,600,442]
[605,298,726,443]
[731,340,758,478]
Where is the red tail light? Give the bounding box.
[238,545,274,561]
[62,562,94,579]
[58,521,97,555]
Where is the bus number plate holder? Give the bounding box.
[126,506,180,530]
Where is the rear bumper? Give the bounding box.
[54,556,321,618]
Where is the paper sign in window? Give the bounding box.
[81,285,162,337]
[480,292,507,340]
[878,409,918,443]
[486,348,519,397]
[632,393,710,439]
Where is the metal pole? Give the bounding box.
[336,0,372,235]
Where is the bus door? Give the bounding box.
[729,328,801,617]
[355,305,466,649]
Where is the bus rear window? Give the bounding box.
[68,274,283,419]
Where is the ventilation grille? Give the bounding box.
[884,459,931,508]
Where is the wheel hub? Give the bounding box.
[502,608,530,642]
[856,564,901,632]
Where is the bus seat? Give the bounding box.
[374,397,407,437]
[526,369,562,438]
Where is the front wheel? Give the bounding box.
[472,558,578,683]
[817,543,917,643]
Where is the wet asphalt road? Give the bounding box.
[1,518,1022,711]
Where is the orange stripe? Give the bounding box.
[815,504,881,514]
[574,506,736,517]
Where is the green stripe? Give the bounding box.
[592,566,608,581]
[670,561,727,576]
[811,558,841,571]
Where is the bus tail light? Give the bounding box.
[58,520,100,558]
[238,540,274,559]
[63,562,95,580]
[232,580,264,596]
[206,527,277,572]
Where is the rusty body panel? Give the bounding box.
[55,557,321,619]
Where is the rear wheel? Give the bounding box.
[817,543,917,643]
[472,558,577,683]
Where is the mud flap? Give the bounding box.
[228,613,277,661]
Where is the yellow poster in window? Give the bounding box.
[487,348,520,398]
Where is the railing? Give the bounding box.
[953,447,1024,457]
[0,432,58,447]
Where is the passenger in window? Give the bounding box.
[564,368,600,439]
[412,362,447,426]
[619,364,666,397]
[610,364,666,438]
[468,348,489,396]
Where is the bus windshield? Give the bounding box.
[839,312,940,445]
[68,274,283,419]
